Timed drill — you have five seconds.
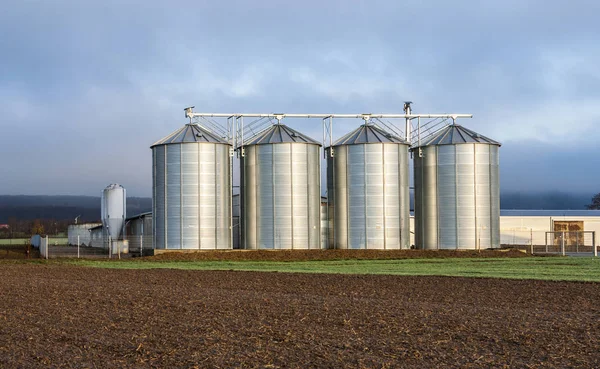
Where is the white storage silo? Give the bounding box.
[151,123,231,250]
[412,124,501,250]
[101,184,126,253]
[240,124,321,249]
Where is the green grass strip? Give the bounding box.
[46,257,600,282]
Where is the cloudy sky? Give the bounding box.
[1,0,599,197]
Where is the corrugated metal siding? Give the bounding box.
[437,145,457,248]
[274,144,292,249]
[347,145,366,249]
[166,145,181,249]
[154,146,165,249]
[490,146,501,248]
[308,146,321,249]
[181,144,199,249]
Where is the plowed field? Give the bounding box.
[1,265,598,368]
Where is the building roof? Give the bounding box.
[330,124,408,147]
[412,124,500,149]
[244,124,321,146]
[125,212,153,222]
[500,210,600,217]
[151,124,228,148]
[69,223,102,228]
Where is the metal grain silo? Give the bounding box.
[240,124,321,249]
[412,124,500,250]
[151,124,231,250]
[326,124,410,249]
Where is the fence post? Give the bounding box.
[530,229,533,255]
[45,235,49,260]
[77,235,80,259]
[594,232,597,257]
[108,235,112,259]
[576,232,579,253]
[561,231,566,256]
[140,235,143,257]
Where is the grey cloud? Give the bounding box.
[1,0,599,196]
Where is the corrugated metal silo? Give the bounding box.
[326,124,410,249]
[151,124,231,250]
[240,124,321,249]
[412,124,501,250]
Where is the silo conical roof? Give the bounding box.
[244,124,321,146]
[412,124,500,149]
[151,124,228,148]
[331,124,408,147]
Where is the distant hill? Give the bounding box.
[500,192,592,210]
[0,196,152,223]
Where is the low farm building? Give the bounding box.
[68,223,102,246]
[499,210,600,248]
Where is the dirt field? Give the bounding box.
[0,265,598,368]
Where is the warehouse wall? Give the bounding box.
[500,216,600,247]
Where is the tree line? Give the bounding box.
[0,218,78,239]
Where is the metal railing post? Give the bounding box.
[594,232,597,257]
[530,229,533,254]
[561,231,565,256]
[77,235,80,259]
[140,235,143,257]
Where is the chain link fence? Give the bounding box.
[544,231,596,256]
[124,235,153,256]
[501,229,597,255]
